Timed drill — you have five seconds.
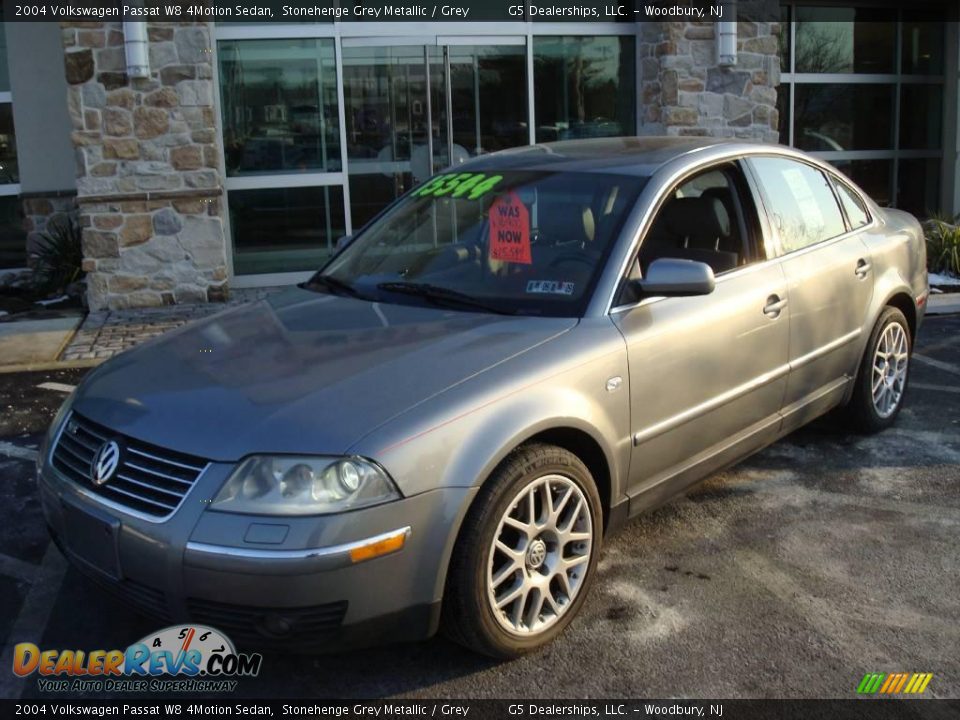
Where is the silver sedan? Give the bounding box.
[37,138,928,658]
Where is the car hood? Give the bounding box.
[71,288,576,461]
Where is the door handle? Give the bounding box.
[855,258,872,279]
[763,294,788,318]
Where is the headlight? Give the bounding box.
[211,456,400,516]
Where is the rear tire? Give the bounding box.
[844,306,912,433]
[441,443,602,659]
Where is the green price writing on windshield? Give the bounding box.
[412,172,504,200]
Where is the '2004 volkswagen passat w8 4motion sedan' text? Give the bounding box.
[38,138,927,658]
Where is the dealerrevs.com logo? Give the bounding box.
[12,625,262,693]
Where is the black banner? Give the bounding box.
[0,0,798,23]
[3,700,960,720]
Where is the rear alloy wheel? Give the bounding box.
[442,444,602,658]
[845,306,912,433]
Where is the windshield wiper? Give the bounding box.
[301,274,367,299]
[376,281,516,316]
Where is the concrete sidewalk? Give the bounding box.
[0,315,83,371]
[0,287,282,372]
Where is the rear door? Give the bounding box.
[612,161,789,505]
[745,156,875,431]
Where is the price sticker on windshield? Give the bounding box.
[412,172,504,200]
[489,191,532,265]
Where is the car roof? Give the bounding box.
[458,136,760,177]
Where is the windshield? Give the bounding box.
[315,170,646,316]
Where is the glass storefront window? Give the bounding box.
[831,160,892,208]
[229,186,346,275]
[218,39,341,176]
[0,196,24,269]
[901,16,944,75]
[897,159,941,218]
[779,4,791,72]
[794,7,896,74]
[0,103,17,184]
[793,84,893,151]
[533,36,635,143]
[900,85,942,150]
[776,86,789,145]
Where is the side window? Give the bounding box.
[749,157,847,254]
[616,163,763,307]
[832,178,870,229]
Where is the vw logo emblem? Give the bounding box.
[526,538,548,569]
[91,441,121,486]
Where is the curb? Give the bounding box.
[0,358,102,375]
[927,293,960,316]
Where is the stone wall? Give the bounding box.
[639,21,780,142]
[61,21,227,310]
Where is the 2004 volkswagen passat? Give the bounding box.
[38,138,927,658]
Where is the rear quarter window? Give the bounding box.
[832,177,871,229]
[750,157,847,254]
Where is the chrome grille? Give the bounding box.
[52,412,208,519]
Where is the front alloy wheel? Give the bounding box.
[442,444,602,658]
[486,474,593,635]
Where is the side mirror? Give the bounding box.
[335,234,354,251]
[633,258,716,297]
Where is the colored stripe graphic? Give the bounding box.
[857,673,932,694]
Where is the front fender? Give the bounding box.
[347,319,631,602]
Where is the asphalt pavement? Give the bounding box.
[0,317,958,700]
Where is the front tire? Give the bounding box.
[845,306,912,433]
[441,443,602,659]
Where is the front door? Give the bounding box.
[341,40,528,229]
[613,163,790,504]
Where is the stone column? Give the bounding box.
[61,21,228,311]
[639,20,780,143]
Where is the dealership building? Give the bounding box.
[0,3,956,309]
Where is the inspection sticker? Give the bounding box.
[489,191,532,265]
[526,280,575,295]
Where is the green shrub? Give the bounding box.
[32,212,84,295]
[924,216,960,277]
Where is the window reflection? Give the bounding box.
[830,160,892,208]
[795,7,895,74]
[794,84,893,151]
[897,159,941,218]
[533,37,635,142]
[900,85,942,150]
[0,104,17,184]
[229,187,345,275]
[901,16,944,75]
[218,39,341,175]
[0,196,24,269]
[343,44,528,229]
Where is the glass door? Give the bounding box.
[342,44,447,229]
[342,39,527,230]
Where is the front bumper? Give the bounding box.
[38,457,475,651]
